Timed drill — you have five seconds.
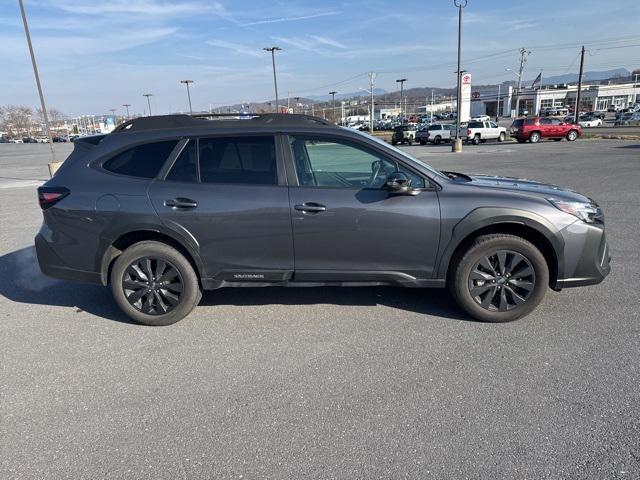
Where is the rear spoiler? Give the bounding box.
[73,134,106,148]
[50,135,106,177]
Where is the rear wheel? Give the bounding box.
[420,139,426,145]
[434,135,442,145]
[566,130,578,141]
[111,241,201,326]
[529,131,541,143]
[472,134,481,145]
[449,234,549,322]
[391,140,398,146]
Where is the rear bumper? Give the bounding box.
[35,232,101,284]
[553,222,611,290]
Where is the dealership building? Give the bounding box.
[469,79,639,117]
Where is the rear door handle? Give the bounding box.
[294,202,326,213]
[165,197,198,209]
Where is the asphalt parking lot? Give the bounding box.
[1,140,639,479]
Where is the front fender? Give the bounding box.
[435,207,566,280]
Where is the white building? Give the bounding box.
[469,80,639,117]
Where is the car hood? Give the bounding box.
[445,172,593,203]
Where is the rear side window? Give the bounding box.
[198,136,277,185]
[427,125,441,131]
[166,140,197,182]
[103,140,178,178]
[467,121,483,128]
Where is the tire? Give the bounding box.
[498,132,506,142]
[529,131,541,143]
[434,135,441,145]
[407,139,413,146]
[449,234,549,323]
[553,138,562,142]
[420,139,426,145]
[566,130,578,141]
[516,138,526,144]
[472,134,481,145]
[391,140,398,146]
[111,241,202,326]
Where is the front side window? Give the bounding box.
[103,140,178,178]
[198,136,277,185]
[289,136,425,189]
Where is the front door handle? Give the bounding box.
[294,202,326,213]
[165,197,198,209]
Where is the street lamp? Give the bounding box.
[122,104,131,119]
[180,80,194,114]
[329,91,337,124]
[452,0,467,153]
[263,47,282,112]
[396,79,407,123]
[143,93,153,116]
[18,0,58,174]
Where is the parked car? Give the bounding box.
[614,112,640,126]
[416,124,456,145]
[510,117,581,143]
[465,121,507,145]
[578,115,603,128]
[391,124,417,145]
[35,113,610,325]
[607,105,622,112]
[470,115,490,122]
[22,137,38,143]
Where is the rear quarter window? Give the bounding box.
[103,140,178,178]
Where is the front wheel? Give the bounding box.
[498,132,506,142]
[111,241,202,326]
[391,140,398,146]
[566,130,578,141]
[449,234,549,322]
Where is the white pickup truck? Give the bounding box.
[465,120,507,145]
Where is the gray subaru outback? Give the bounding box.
[35,114,610,325]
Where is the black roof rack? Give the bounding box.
[112,113,334,133]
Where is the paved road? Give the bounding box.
[1,140,639,479]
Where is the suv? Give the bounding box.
[36,114,610,326]
[510,117,581,143]
[391,125,416,145]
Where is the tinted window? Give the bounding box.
[166,140,197,182]
[289,136,425,189]
[539,118,552,125]
[103,140,178,178]
[467,121,483,128]
[199,136,277,185]
[427,125,441,131]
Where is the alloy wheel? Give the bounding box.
[122,257,184,315]
[468,250,536,311]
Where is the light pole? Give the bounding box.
[496,83,501,121]
[369,71,376,134]
[109,109,117,126]
[180,80,194,113]
[263,47,282,112]
[143,93,153,116]
[18,0,58,174]
[329,91,337,123]
[122,104,131,119]
[396,79,407,123]
[452,0,467,153]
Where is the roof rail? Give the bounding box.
[112,113,335,133]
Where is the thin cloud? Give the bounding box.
[205,39,263,58]
[49,0,225,16]
[310,35,348,49]
[241,11,339,27]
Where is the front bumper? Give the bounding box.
[553,221,611,290]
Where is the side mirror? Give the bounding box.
[385,172,418,195]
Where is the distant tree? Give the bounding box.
[2,105,33,135]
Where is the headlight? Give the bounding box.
[547,198,602,223]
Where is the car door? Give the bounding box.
[148,135,294,282]
[285,134,441,283]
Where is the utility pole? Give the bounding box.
[143,93,153,116]
[263,47,282,112]
[574,46,585,124]
[452,0,467,153]
[18,0,58,174]
[496,83,501,121]
[180,80,194,114]
[294,96,300,114]
[329,91,337,124]
[396,78,407,123]
[369,71,376,134]
[431,90,434,123]
[514,47,530,117]
[122,104,131,119]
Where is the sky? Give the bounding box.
[1,0,639,116]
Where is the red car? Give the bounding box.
[510,117,581,143]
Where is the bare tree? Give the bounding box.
[2,105,33,136]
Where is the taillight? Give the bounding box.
[38,187,69,210]
[467,129,471,136]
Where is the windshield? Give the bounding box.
[348,129,449,180]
